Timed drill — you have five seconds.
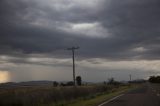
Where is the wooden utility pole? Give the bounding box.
[129,74,132,81]
[67,46,79,86]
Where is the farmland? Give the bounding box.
[0,83,136,106]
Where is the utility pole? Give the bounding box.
[67,46,79,86]
[129,74,132,82]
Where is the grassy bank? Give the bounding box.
[51,84,138,106]
[0,84,139,106]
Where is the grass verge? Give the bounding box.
[53,84,139,106]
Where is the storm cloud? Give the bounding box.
[0,0,160,82]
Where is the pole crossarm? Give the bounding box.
[67,46,79,50]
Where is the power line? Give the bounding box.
[67,46,79,86]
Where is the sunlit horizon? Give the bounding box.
[0,71,10,83]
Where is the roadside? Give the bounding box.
[52,84,140,106]
[0,83,141,106]
[95,83,160,106]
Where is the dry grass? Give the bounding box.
[0,85,126,106]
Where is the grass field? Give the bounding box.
[61,85,138,106]
[47,84,138,106]
[0,84,139,106]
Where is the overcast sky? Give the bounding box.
[0,0,160,83]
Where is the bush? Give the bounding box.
[76,76,82,86]
[149,76,160,83]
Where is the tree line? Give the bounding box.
[148,76,160,83]
[53,76,82,87]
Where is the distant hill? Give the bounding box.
[0,81,54,88]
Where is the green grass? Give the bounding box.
[52,85,139,106]
[39,85,138,106]
[0,84,140,106]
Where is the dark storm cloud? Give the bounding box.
[97,0,160,59]
[0,0,160,61]
[0,0,97,57]
[0,14,76,56]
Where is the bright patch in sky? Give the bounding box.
[132,47,148,52]
[0,71,10,83]
[60,22,109,38]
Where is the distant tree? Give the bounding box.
[157,76,160,83]
[76,76,82,86]
[107,78,120,85]
[66,81,74,86]
[103,81,107,85]
[108,77,114,85]
[60,82,66,86]
[53,81,59,87]
[149,76,160,83]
